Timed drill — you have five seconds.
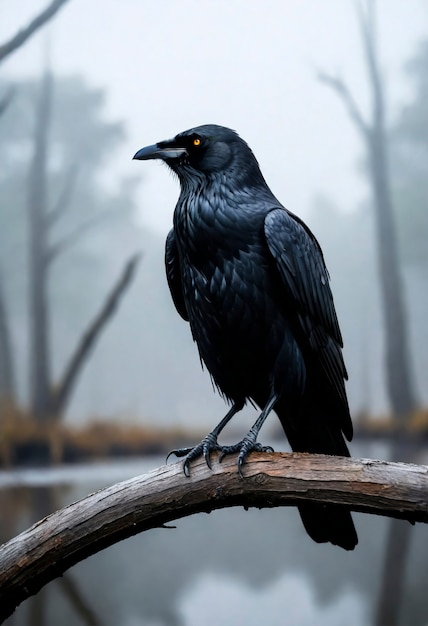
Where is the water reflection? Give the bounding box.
[1,447,427,626]
[179,572,366,626]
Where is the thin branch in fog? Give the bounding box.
[46,207,121,265]
[50,253,141,416]
[0,0,71,64]
[317,71,369,138]
[46,162,80,228]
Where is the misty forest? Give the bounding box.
[0,2,427,626]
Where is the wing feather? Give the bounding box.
[264,208,349,412]
[165,229,189,321]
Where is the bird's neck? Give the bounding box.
[173,175,274,264]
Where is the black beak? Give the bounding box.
[133,142,187,161]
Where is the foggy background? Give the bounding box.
[1,3,428,626]
[1,0,427,428]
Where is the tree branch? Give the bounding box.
[46,208,121,265]
[0,0,71,64]
[0,452,426,623]
[50,254,141,416]
[317,71,370,138]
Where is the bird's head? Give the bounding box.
[133,124,265,187]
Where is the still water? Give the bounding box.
[0,443,427,626]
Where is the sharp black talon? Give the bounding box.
[219,437,276,476]
[204,448,213,470]
[165,451,173,464]
[166,447,193,464]
[183,460,191,477]
[237,448,250,476]
[238,457,245,479]
[202,433,221,470]
[172,432,224,477]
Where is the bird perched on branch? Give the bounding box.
[133,124,358,550]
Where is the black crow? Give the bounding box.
[133,124,358,550]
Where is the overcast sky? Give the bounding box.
[2,0,427,235]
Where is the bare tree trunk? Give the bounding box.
[25,68,140,424]
[0,89,16,410]
[28,69,52,421]
[362,5,417,418]
[0,0,71,421]
[356,6,417,623]
[368,133,415,417]
[319,3,419,624]
[0,271,15,404]
[319,0,417,420]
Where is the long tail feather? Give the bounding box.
[275,399,358,550]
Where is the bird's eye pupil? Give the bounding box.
[193,138,201,146]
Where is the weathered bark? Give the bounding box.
[0,0,71,64]
[0,452,427,623]
[28,69,53,421]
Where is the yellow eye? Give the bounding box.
[193,138,201,146]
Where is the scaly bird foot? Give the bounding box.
[218,431,274,478]
[166,432,221,477]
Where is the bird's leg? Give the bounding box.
[219,394,277,478]
[167,400,245,476]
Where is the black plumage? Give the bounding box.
[133,124,358,550]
